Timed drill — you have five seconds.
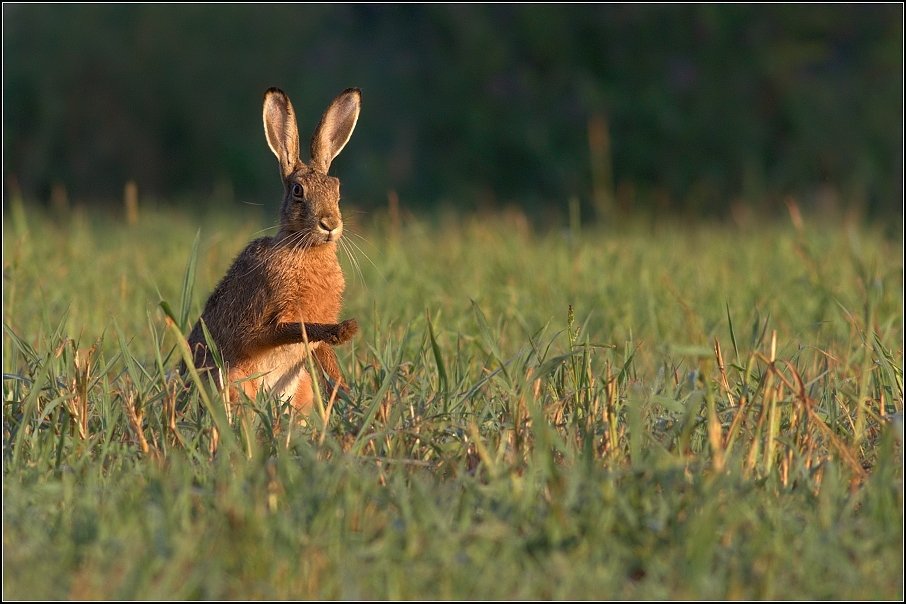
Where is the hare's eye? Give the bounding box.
[292,184,304,198]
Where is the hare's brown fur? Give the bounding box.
[186,87,361,412]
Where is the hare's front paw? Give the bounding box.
[336,318,358,344]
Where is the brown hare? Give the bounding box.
[185,87,361,412]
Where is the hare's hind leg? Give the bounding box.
[292,370,315,415]
[228,365,260,402]
[313,345,349,395]
[288,348,345,420]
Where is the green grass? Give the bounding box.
[3,201,903,599]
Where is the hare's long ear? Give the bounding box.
[310,88,361,174]
[263,88,301,180]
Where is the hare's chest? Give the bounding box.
[256,341,321,402]
[277,260,345,322]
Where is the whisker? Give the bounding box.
[347,225,387,282]
[339,238,366,288]
[248,223,281,239]
[344,234,384,282]
[346,229,373,245]
[347,239,387,283]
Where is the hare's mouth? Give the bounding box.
[317,219,343,243]
[321,230,342,243]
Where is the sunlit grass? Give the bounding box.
[3,201,903,599]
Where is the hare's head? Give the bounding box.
[263,87,361,247]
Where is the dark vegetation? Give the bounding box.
[4,4,903,217]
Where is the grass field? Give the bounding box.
[2,200,903,599]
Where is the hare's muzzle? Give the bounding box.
[318,214,343,241]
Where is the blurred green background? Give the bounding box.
[3,4,903,219]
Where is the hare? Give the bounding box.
[185,87,361,413]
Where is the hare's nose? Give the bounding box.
[318,215,342,237]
